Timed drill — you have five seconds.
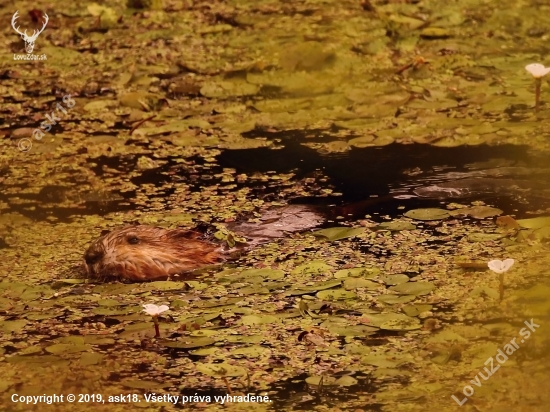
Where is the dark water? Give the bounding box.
[4,130,550,222]
[217,131,550,219]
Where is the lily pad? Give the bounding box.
[402,304,433,317]
[80,352,104,366]
[45,343,92,355]
[306,375,337,386]
[470,286,499,300]
[380,315,422,330]
[516,216,550,229]
[449,206,503,219]
[2,320,27,333]
[291,261,333,276]
[229,346,271,358]
[325,324,379,337]
[343,278,379,290]
[335,375,358,386]
[378,221,416,231]
[234,268,285,283]
[7,355,65,364]
[377,295,416,304]
[404,208,450,221]
[467,233,505,242]
[316,288,357,301]
[312,227,364,241]
[381,274,410,286]
[334,267,380,279]
[390,281,435,295]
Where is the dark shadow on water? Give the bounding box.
[3,129,550,222]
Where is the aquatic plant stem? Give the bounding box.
[152,316,160,337]
[535,78,541,112]
[499,273,504,301]
[222,377,233,394]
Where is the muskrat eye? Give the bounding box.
[127,236,139,244]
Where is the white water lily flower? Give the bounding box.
[525,63,550,79]
[488,259,515,274]
[143,304,169,316]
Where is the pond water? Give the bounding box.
[3,0,550,410]
[3,135,550,411]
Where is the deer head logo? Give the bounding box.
[11,10,49,54]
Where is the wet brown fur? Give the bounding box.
[84,226,223,281]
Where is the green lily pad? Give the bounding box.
[467,233,505,242]
[141,281,188,291]
[98,299,124,307]
[291,261,332,276]
[7,355,65,364]
[189,347,224,357]
[233,268,285,283]
[190,330,219,337]
[363,313,418,328]
[470,286,499,300]
[2,320,27,333]
[325,324,378,337]
[305,375,337,386]
[80,352,104,366]
[343,278,379,290]
[378,221,417,231]
[92,284,137,295]
[312,227,364,241]
[390,281,435,295]
[55,336,85,345]
[381,274,410,286]
[335,375,358,386]
[377,295,416,304]
[84,336,116,345]
[516,216,550,229]
[380,317,422,331]
[404,208,450,221]
[334,267,380,279]
[449,206,503,219]
[298,279,342,293]
[19,346,43,355]
[229,346,271,358]
[45,343,92,355]
[54,279,88,285]
[317,288,357,301]
[402,304,433,317]
[361,352,402,367]
[26,312,60,321]
[92,307,134,316]
[119,322,171,339]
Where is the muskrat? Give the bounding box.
[84,205,325,282]
[84,225,224,281]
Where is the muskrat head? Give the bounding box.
[84,225,223,281]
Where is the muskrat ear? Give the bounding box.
[100,229,111,236]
